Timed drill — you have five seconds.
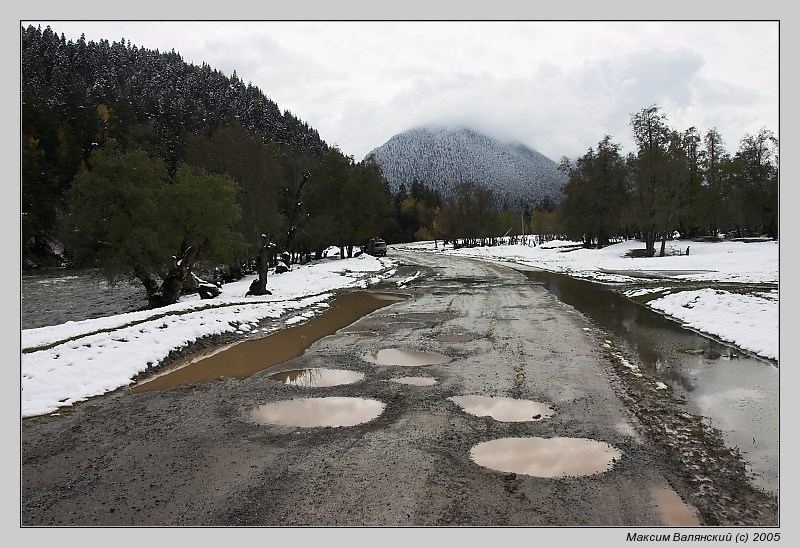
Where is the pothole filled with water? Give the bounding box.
[249,397,385,427]
[133,291,401,392]
[389,376,438,386]
[470,437,622,478]
[437,334,474,343]
[653,487,701,526]
[449,395,555,422]
[268,368,364,387]
[363,348,451,367]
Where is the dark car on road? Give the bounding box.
[362,238,387,257]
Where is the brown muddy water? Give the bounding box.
[362,348,451,367]
[449,395,555,422]
[249,396,386,427]
[524,270,779,495]
[133,291,402,392]
[653,487,702,526]
[469,436,622,478]
[268,368,364,387]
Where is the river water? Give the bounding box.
[21,269,147,330]
[19,267,779,496]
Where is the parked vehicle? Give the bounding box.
[362,238,387,257]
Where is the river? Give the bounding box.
[21,269,147,330]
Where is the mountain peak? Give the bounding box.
[365,126,564,209]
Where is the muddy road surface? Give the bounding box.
[20,250,778,526]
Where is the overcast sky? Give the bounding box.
[22,19,778,163]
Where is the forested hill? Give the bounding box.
[365,126,566,210]
[21,25,328,159]
[21,24,331,267]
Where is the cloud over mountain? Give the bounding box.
[365,126,566,209]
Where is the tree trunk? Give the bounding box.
[134,266,161,308]
[159,247,196,307]
[247,234,272,296]
[192,273,221,299]
[644,225,657,257]
[284,172,310,258]
[135,247,197,309]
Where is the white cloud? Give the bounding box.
[23,20,779,162]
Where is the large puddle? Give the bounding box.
[250,397,385,427]
[470,437,622,478]
[133,292,400,392]
[653,487,701,526]
[450,395,555,422]
[268,368,364,387]
[363,348,450,367]
[524,270,779,495]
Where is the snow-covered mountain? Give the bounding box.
[364,126,565,209]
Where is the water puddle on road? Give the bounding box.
[363,348,450,367]
[437,334,474,343]
[250,397,385,427]
[524,269,779,495]
[389,376,438,386]
[470,437,622,478]
[653,487,701,526]
[450,395,555,422]
[133,292,401,392]
[268,368,364,387]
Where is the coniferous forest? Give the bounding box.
[21,25,400,306]
[21,25,778,308]
[555,107,778,256]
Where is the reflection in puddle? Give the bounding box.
[390,376,438,386]
[250,397,385,427]
[450,395,554,422]
[133,292,400,392]
[363,348,450,367]
[525,270,778,495]
[470,437,622,478]
[268,368,364,387]
[653,488,701,526]
[437,334,474,343]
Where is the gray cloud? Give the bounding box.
[27,20,778,163]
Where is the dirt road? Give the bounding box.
[20,250,778,526]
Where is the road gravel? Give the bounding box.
[20,250,778,526]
